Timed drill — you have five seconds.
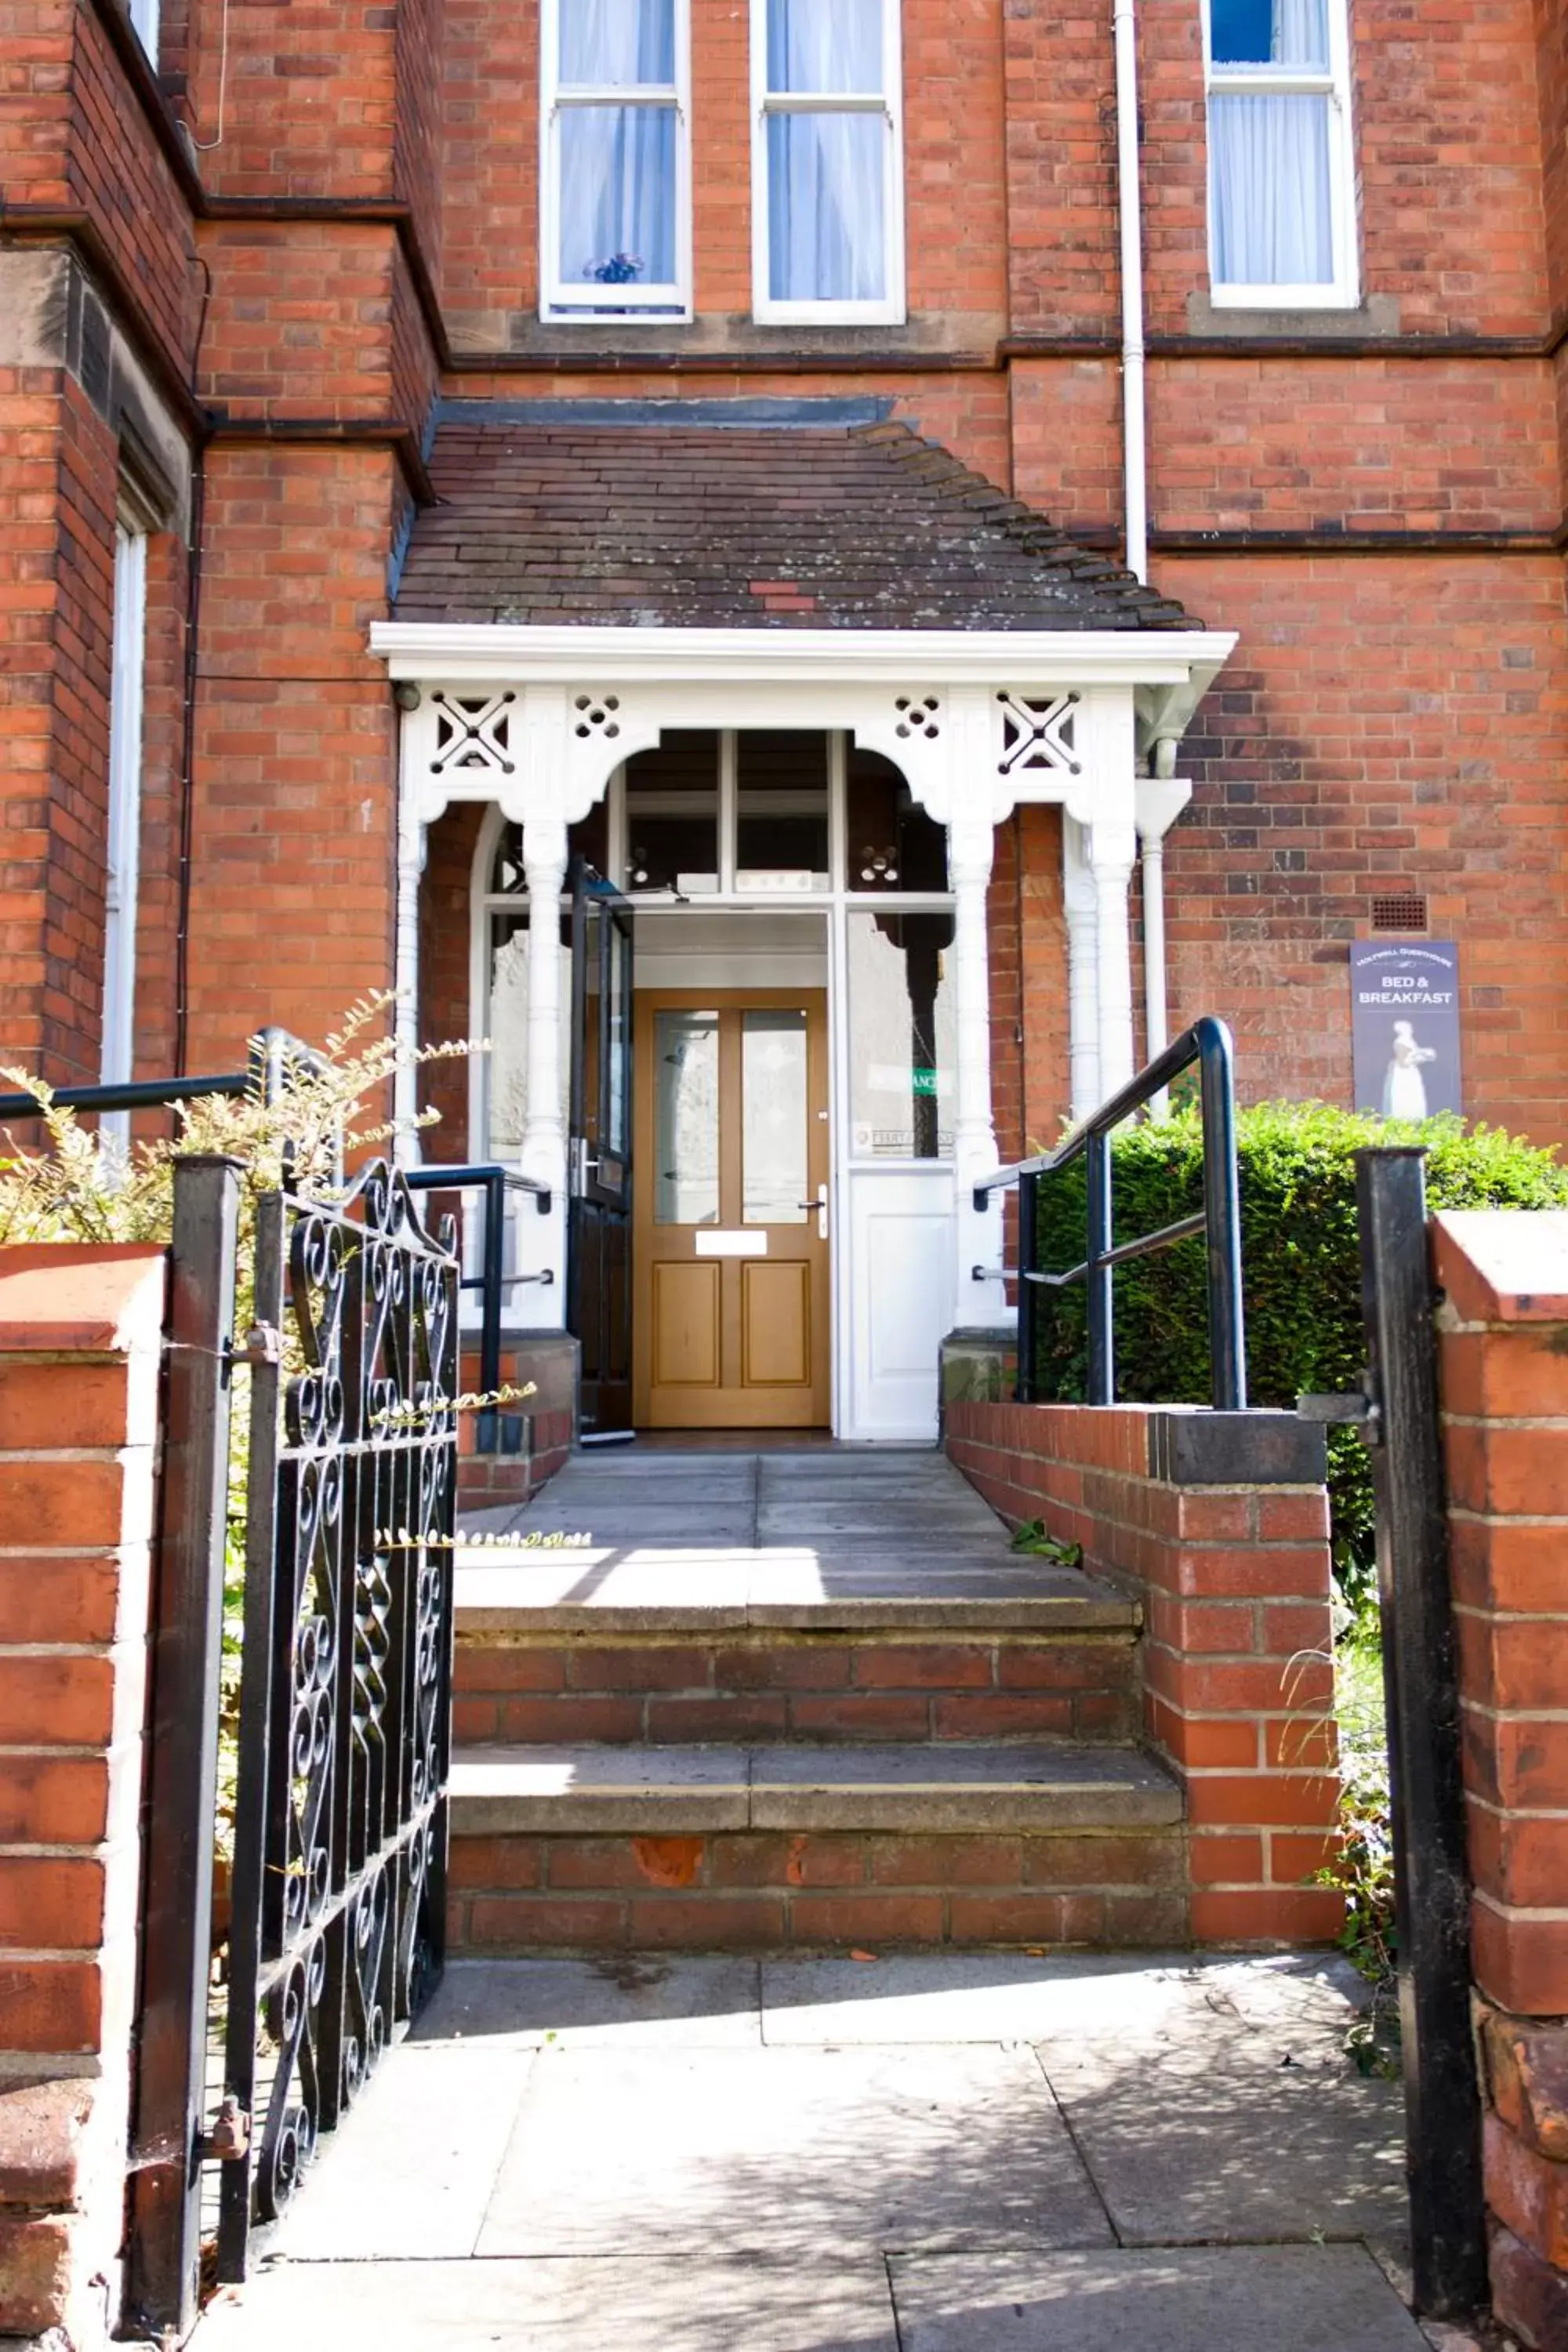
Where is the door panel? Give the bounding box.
[742,1260,811,1388]
[652,1261,721,1387]
[568,863,634,1436]
[634,989,829,1428]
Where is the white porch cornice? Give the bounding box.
[371,619,1234,702]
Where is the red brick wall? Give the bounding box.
[1434,1210,1568,2348]
[946,1400,1343,1946]
[1152,553,1568,1147]
[0,1244,166,2343]
[181,445,401,1070]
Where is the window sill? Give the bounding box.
[1188,290,1399,339]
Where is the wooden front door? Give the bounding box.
[633,989,830,1428]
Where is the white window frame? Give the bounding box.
[102,518,147,1151]
[1202,0,1359,310]
[750,0,906,327]
[539,0,692,322]
[128,0,159,64]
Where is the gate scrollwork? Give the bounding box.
[217,1161,458,2276]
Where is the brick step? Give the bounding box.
[453,1621,1142,1747]
[446,1740,1186,1953]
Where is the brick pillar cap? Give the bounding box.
[0,1244,167,1356]
[1432,1210,1568,1325]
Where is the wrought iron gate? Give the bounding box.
[128,1154,459,2336]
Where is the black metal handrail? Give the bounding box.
[403,1163,553,1450]
[973,1014,1246,1411]
[0,1025,325,1123]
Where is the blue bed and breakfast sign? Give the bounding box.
[1349,940,1463,1119]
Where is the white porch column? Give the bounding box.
[1062,816,1100,1123]
[393,757,428,1167]
[519,811,569,1196]
[947,801,1006,1330]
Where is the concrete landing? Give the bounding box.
[192,1951,1431,2352]
[456,1446,1130,1630]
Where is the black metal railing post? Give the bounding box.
[1199,1016,1247,1411]
[127,1154,243,2339]
[477,1170,506,1451]
[1085,1129,1114,1406]
[1015,1168,1039,1405]
[973,1014,1247,1419]
[1355,1146,1486,2320]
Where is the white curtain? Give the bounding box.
[1210,92,1333,285]
[767,0,885,302]
[558,0,676,288]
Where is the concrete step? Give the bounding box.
[445,1741,1187,1954]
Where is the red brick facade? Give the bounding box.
[2,0,1568,1131]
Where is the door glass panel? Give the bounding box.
[654,1009,720,1224]
[847,909,956,1160]
[736,732,829,891]
[742,1008,808,1224]
[604,917,630,1158]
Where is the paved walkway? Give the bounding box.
[194,1949,1436,2352]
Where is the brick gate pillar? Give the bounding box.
[0,1245,166,2349]
[1434,1209,1568,2351]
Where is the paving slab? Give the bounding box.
[451,1744,750,1831]
[1038,2038,1409,2249]
[761,1954,1251,2046]
[198,2257,902,2351]
[749,1742,1181,1833]
[477,2044,1112,2256]
[888,2245,1428,2350]
[261,2040,533,2261]
[409,1956,762,2049]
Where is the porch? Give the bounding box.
[375,401,1233,1453]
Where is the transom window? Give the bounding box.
[1203,0,1358,308]
[608,732,943,896]
[541,0,691,319]
[750,0,906,325]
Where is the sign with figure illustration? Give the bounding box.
[1350,940,1463,1120]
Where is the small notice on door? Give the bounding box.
[1349,940,1462,1120]
[695,1231,768,1257]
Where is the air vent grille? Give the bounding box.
[1370,893,1428,933]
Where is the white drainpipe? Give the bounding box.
[1114,0,1148,583]
[1134,771,1192,1112]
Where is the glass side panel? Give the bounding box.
[845,747,947,891]
[735,731,829,891]
[558,106,678,290]
[847,909,956,1160]
[625,731,720,893]
[766,112,886,303]
[1209,0,1327,67]
[742,1009,809,1225]
[653,1009,720,1225]
[767,0,881,91]
[561,0,676,85]
[488,911,572,1157]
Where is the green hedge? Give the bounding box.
[1030,1102,1568,1597]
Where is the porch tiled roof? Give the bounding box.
[396,405,1197,632]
